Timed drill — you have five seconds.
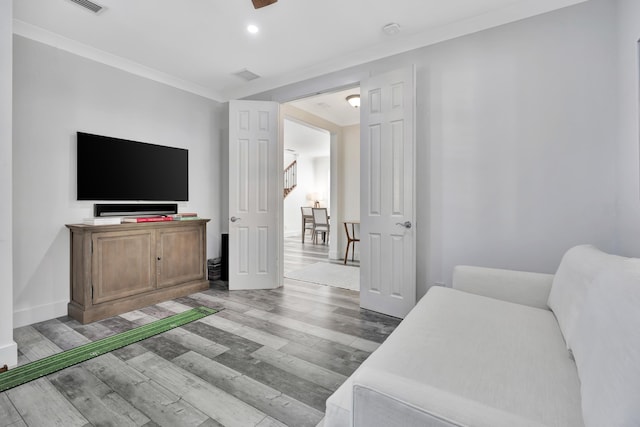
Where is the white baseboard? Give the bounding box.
[0,340,17,368]
[14,299,68,328]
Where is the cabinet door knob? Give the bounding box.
[157,257,161,261]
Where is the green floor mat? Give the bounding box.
[0,306,217,393]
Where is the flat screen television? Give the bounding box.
[77,132,189,201]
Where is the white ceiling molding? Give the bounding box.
[12,19,223,102]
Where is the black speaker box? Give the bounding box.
[94,203,178,217]
[221,233,229,281]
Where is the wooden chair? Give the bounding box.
[312,208,330,244]
[344,222,360,264]
[301,207,314,243]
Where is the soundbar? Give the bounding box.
[94,203,178,217]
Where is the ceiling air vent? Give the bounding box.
[233,69,261,82]
[67,0,104,14]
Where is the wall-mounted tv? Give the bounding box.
[77,132,188,201]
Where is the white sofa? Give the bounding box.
[324,245,640,427]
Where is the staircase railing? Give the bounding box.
[284,160,297,198]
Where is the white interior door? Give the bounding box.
[360,66,416,318]
[228,100,281,290]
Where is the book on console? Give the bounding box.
[166,213,200,220]
[83,217,122,225]
[122,216,174,223]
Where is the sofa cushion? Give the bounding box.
[547,245,627,349]
[571,260,640,427]
[325,286,584,427]
[352,368,545,427]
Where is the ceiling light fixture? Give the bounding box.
[346,94,360,108]
[247,24,259,34]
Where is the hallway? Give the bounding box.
[283,235,359,275]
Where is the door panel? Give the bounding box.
[360,66,416,318]
[229,100,280,290]
[92,231,155,304]
[156,227,204,288]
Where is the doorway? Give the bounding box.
[229,66,416,317]
[281,87,361,291]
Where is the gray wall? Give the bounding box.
[253,0,619,298]
[10,0,633,328]
[423,0,617,288]
[12,36,224,327]
[615,0,640,256]
[1,0,17,367]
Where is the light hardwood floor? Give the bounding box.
[1,236,395,427]
[284,234,359,275]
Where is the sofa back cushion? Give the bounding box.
[547,245,627,349]
[570,261,640,427]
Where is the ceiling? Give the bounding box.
[13,0,587,102]
[284,119,330,158]
[289,87,361,127]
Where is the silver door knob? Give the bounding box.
[230,216,241,223]
[395,221,412,229]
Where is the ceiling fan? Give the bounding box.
[252,0,277,9]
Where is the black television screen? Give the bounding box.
[77,132,188,201]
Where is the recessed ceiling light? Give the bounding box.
[247,24,259,34]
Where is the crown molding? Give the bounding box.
[12,19,223,102]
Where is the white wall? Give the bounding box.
[614,0,640,256]
[283,118,331,237]
[12,36,223,327]
[312,156,330,210]
[341,125,360,222]
[283,152,314,237]
[341,124,360,259]
[254,0,619,298]
[426,0,617,287]
[281,105,344,258]
[0,0,17,367]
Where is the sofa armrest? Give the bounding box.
[452,265,553,310]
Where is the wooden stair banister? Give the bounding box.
[284,160,297,198]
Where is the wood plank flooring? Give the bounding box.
[1,236,397,427]
[284,235,359,275]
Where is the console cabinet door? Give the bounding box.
[156,226,205,289]
[92,230,156,304]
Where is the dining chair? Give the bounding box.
[312,208,330,244]
[301,207,314,243]
[343,221,360,264]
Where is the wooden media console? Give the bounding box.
[66,219,210,324]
